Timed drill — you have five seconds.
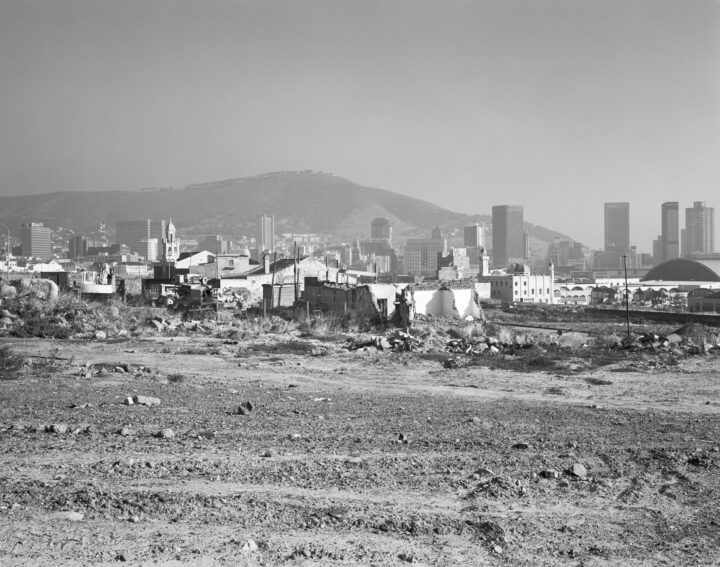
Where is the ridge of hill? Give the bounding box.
[0,171,574,246]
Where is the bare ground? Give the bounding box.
[1,333,719,566]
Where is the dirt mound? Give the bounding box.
[674,323,715,341]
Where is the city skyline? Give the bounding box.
[0,0,717,252]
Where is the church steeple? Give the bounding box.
[162,219,179,262]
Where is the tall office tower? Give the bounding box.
[405,228,447,277]
[198,235,230,255]
[463,223,484,248]
[604,202,630,252]
[116,219,166,262]
[69,235,88,260]
[370,217,392,243]
[256,213,275,256]
[660,202,680,261]
[652,237,663,265]
[685,201,715,256]
[20,222,52,259]
[492,205,525,267]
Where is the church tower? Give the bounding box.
[163,219,179,262]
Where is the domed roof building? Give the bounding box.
[641,258,720,283]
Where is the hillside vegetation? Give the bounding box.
[0,171,573,244]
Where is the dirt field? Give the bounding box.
[1,327,720,566]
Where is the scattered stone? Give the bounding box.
[558,479,570,488]
[109,306,120,318]
[570,463,587,478]
[398,552,415,563]
[117,426,133,437]
[54,511,84,522]
[238,400,254,415]
[133,395,161,406]
[46,424,67,434]
[156,428,175,439]
[94,330,107,340]
[260,451,272,458]
[124,397,134,406]
[241,539,258,552]
[129,515,140,523]
[512,442,529,450]
[539,469,560,479]
[493,545,503,554]
[398,433,409,444]
[114,366,126,373]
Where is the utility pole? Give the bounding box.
[623,254,630,336]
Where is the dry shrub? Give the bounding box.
[585,377,613,386]
[0,346,26,380]
[557,333,587,349]
[497,326,514,345]
[595,333,622,349]
[298,312,363,338]
[463,323,485,339]
[520,350,556,371]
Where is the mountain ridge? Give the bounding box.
[0,172,575,247]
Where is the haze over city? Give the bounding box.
[0,0,718,250]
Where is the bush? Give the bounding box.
[521,352,556,371]
[0,346,26,380]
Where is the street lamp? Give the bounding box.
[0,222,9,282]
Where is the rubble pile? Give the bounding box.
[346,331,424,352]
[620,328,720,356]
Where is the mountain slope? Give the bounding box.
[0,172,574,245]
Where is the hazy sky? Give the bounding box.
[1,0,718,249]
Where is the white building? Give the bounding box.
[479,264,554,304]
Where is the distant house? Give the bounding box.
[218,256,349,306]
[687,289,720,313]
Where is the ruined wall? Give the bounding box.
[366,284,408,319]
[413,288,481,318]
[474,282,491,299]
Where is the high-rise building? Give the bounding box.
[256,213,275,257]
[21,222,52,259]
[371,218,392,243]
[685,201,715,256]
[492,205,525,267]
[463,224,484,248]
[68,235,88,260]
[405,227,447,277]
[660,202,679,261]
[116,219,165,262]
[198,235,230,255]
[604,202,630,252]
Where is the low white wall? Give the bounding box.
[413,288,481,318]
